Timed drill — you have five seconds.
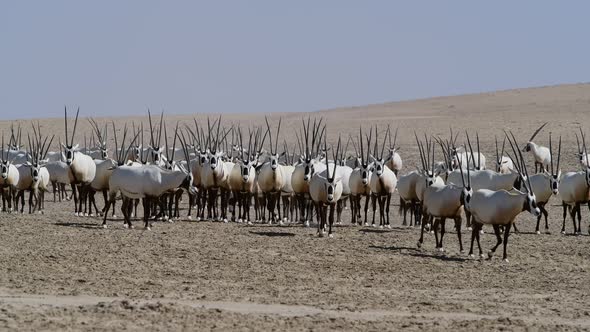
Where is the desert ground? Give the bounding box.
[1,83,590,331]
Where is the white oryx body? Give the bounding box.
[447,169,518,191]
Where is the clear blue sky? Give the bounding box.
[1,1,588,119]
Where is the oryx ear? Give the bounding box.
[72,144,79,150]
[369,155,376,162]
[557,169,562,178]
[61,143,66,149]
[280,151,286,158]
[25,161,32,167]
[298,157,304,163]
[334,175,343,183]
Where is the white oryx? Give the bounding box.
[14,127,53,214]
[559,129,590,235]
[495,136,515,174]
[526,133,561,235]
[103,128,196,230]
[522,122,550,173]
[416,136,472,253]
[0,134,20,212]
[467,132,541,262]
[385,127,403,176]
[369,125,398,228]
[291,118,325,226]
[349,127,373,226]
[227,127,258,224]
[309,136,343,237]
[62,107,97,216]
[256,117,286,224]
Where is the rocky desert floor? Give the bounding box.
[1,83,590,331]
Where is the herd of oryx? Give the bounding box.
[1,109,590,262]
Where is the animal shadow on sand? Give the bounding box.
[249,230,296,237]
[369,245,467,262]
[54,222,103,229]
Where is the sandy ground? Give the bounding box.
[1,83,590,331]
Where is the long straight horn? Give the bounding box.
[1,132,4,161]
[264,116,273,154]
[324,135,330,180]
[64,106,69,146]
[549,132,554,175]
[359,126,365,164]
[148,109,156,147]
[332,135,341,180]
[380,125,389,159]
[576,133,582,154]
[71,107,80,147]
[392,127,398,151]
[112,122,119,163]
[529,122,548,142]
[414,132,426,170]
[157,111,164,148]
[495,135,499,165]
[275,117,282,154]
[556,135,562,173]
[366,126,372,163]
[466,131,475,170]
[476,132,481,169]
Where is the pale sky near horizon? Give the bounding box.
[1,1,589,120]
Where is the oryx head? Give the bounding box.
[370,125,392,178]
[415,132,440,187]
[147,110,165,165]
[547,132,562,195]
[297,117,324,182]
[264,116,285,171]
[324,136,342,203]
[522,122,547,152]
[506,131,541,217]
[62,107,81,166]
[1,133,11,179]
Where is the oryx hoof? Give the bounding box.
[379,225,384,229]
[223,218,228,223]
[480,229,485,235]
[187,215,193,220]
[247,221,253,225]
[146,226,151,231]
[561,230,565,235]
[102,224,107,229]
[545,230,551,235]
[468,254,474,259]
[386,225,391,229]
[364,222,368,226]
[439,247,445,253]
[305,221,310,228]
[416,241,422,248]
[479,254,485,259]
[318,232,325,238]
[279,221,284,226]
[196,217,201,221]
[430,230,434,234]
[459,249,465,254]
[536,230,541,235]
[112,215,117,219]
[89,213,94,217]
[328,233,334,238]
[371,224,376,228]
[123,224,129,229]
[283,217,287,222]
[467,227,472,231]
[503,258,509,263]
[74,212,79,217]
[487,251,494,259]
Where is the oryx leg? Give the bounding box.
[502,223,512,261]
[438,218,447,251]
[371,195,377,227]
[363,194,369,226]
[385,194,391,227]
[417,212,429,248]
[455,217,464,252]
[488,224,503,258]
[328,203,335,237]
[336,199,343,224]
